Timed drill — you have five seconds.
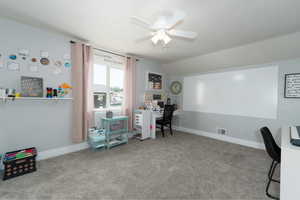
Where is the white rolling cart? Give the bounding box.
[134,110,152,140]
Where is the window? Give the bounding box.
[93,54,124,110]
[93,64,106,85]
[110,67,124,107]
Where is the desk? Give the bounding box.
[280,126,300,200]
[150,110,181,139]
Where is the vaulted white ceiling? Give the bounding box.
[1,0,300,63]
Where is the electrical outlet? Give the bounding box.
[217,128,227,135]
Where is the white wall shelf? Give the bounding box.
[0,97,73,101]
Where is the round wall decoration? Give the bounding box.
[170,81,182,95]
[40,57,50,65]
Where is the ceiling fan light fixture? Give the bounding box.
[151,34,160,44]
[163,34,171,44]
[132,11,197,46]
[151,30,172,45]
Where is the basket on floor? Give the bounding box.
[3,147,37,181]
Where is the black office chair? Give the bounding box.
[156,105,175,137]
[260,127,281,200]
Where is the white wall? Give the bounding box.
[135,58,163,107]
[0,18,73,154]
[165,41,300,145]
[163,31,300,75]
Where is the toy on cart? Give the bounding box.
[88,128,106,150]
[3,147,37,180]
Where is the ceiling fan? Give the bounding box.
[131,11,197,45]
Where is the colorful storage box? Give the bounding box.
[3,147,37,180]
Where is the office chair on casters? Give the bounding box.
[156,105,175,137]
[260,127,281,200]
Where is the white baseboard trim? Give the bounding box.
[37,142,89,161]
[174,126,264,150]
[36,127,264,161]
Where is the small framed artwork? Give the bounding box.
[21,76,43,97]
[284,73,300,98]
[146,72,163,91]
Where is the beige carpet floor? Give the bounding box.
[0,131,280,200]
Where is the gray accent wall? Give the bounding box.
[168,59,300,144]
[0,18,73,154]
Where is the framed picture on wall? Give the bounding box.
[284,73,300,98]
[21,76,43,97]
[146,72,163,91]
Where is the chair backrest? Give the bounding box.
[260,127,281,163]
[163,105,175,122]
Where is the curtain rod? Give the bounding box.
[70,40,139,61]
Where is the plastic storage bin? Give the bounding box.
[88,129,106,149]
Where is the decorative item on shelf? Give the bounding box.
[46,88,53,98]
[57,87,63,98]
[15,93,21,98]
[53,89,58,98]
[0,88,6,98]
[106,110,113,118]
[57,83,72,98]
[6,88,16,97]
[6,88,16,100]
[21,76,43,97]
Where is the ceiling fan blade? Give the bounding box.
[168,29,198,39]
[165,11,186,29]
[135,33,155,43]
[131,16,153,30]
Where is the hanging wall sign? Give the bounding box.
[40,51,49,58]
[64,61,71,68]
[285,73,300,98]
[18,49,29,60]
[7,62,20,71]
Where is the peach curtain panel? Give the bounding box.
[122,57,137,131]
[71,42,94,143]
